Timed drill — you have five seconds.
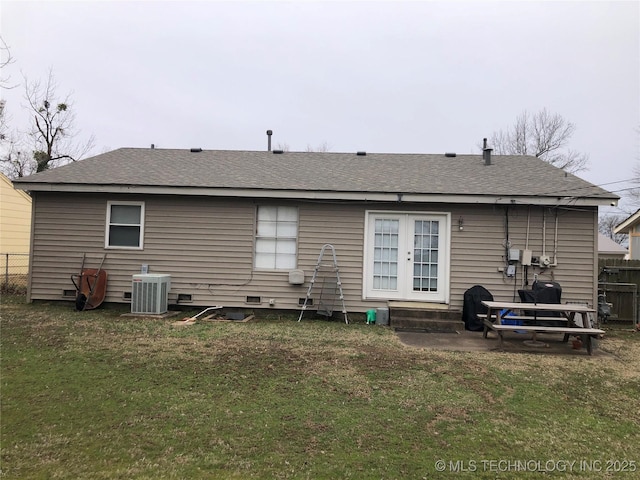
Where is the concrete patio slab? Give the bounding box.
[395,329,609,357]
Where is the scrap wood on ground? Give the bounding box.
[172,306,253,326]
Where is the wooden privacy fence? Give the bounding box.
[598,258,640,324]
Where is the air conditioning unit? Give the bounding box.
[131,274,171,314]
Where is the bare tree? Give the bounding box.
[489,109,589,173]
[275,142,290,152]
[599,213,628,245]
[1,145,32,179]
[0,37,16,144]
[0,99,6,143]
[16,70,95,175]
[274,141,331,152]
[625,126,640,208]
[0,36,15,90]
[305,141,331,152]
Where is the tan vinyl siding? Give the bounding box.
[298,203,366,308]
[448,204,596,309]
[28,192,598,312]
[29,193,256,304]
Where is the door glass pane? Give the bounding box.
[372,218,399,291]
[412,220,439,292]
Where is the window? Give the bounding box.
[255,206,298,269]
[106,201,144,249]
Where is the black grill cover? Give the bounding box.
[462,285,494,331]
[518,280,563,325]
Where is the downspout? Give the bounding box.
[26,192,36,303]
[552,209,559,266]
[542,208,546,258]
[525,206,530,252]
[524,206,531,287]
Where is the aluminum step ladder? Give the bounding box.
[298,244,348,324]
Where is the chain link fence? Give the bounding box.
[1,253,29,294]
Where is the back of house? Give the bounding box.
[14,147,617,322]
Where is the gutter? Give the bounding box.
[13,182,619,207]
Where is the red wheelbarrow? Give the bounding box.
[71,254,107,311]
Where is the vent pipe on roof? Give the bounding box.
[445,152,456,157]
[483,147,493,166]
[266,130,273,151]
[356,151,366,156]
[190,148,202,153]
[482,138,492,165]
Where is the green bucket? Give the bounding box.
[366,309,376,324]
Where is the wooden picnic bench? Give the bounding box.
[480,301,604,355]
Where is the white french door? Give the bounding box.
[364,212,450,303]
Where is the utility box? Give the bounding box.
[288,269,305,285]
[539,255,552,268]
[376,307,389,326]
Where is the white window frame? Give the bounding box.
[254,205,298,270]
[105,201,145,250]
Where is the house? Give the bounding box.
[597,233,628,260]
[1,172,32,288]
[614,209,640,260]
[1,172,32,253]
[14,147,618,321]
[1,173,32,281]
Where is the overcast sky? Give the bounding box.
[1,0,639,212]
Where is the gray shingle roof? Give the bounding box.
[14,147,617,201]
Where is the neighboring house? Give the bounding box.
[14,147,618,315]
[0,172,32,286]
[1,172,32,254]
[597,233,628,260]
[614,209,640,260]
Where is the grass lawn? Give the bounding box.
[1,296,639,479]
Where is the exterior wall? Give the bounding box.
[0,174,32,254]
[448,204,597,308]
[28,192,598,311]
[630,225,640,260]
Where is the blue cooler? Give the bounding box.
[501,309,525,333]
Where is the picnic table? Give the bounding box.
[480,301,604,355]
